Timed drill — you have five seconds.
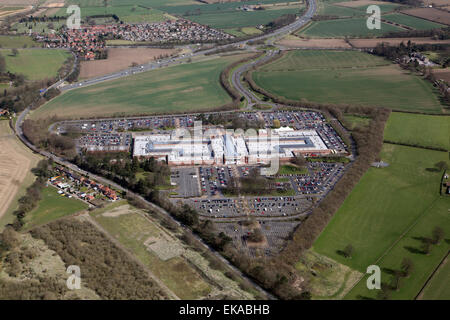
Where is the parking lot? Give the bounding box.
[215,220,301,256]
[170,167,201,198]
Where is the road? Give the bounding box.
[13,0,319,301]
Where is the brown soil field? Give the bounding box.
[401,8,450,25]
[79,48,178,79]
[0,0,39,5]
[277,37,351,48]
[422,0,450,6]
[0,121,40,224]
[349,37,450,48]
[433,68,450,83]
[335,0,391,8]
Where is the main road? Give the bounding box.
[14,0,318,300]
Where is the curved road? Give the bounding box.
[14,0,318,301]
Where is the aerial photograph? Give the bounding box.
[0,0,448,309]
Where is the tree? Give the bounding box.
[435,161,448,171]
[343,244,354,258]
[272,119,281,128]
[422,240,432,255]
[400,258,413,277]
[431,226,444,245]
[11,48,19,57]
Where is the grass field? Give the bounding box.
[92,205,211,299]
[0,35,38,48]
[384,112,449,150]
[311,144,449,299]
[298,18,404,38]
[253,50,444,113]
[1,49,70,81]
[32,54,250,119]
[24,186,88,229]
[384,13,445,30]
[0,121,42,231]
[418,255,450,300]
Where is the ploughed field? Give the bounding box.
[252,50,444,113]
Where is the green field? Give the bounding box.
[32,54,249,119]
[1,49,70,81]
[384,113,450,150]
[419,256,450,300]
[384,13,445,30]
[253,50,444,113]
[24,186,88,229]
[345,196,450,300]
[187,7,302,30]
[92,205,212,299]
[298,18,404,38]
[311,144,449,299]
[318,4,363,17]
[0,35,38,48]
[12,21,67,34]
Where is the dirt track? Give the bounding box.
[80,48,178,80]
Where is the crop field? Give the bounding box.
[383,13,445,30]
[0,121,41,231]
[311,144,449,299]
[384,113,449,150]
[24,186,88,229]
[1,49,70,81]
[79,48,178,79]
[297,18,404,38]
[0,35,38,48]
[253,50,443,113]
[418,256,450,300]
[32,54,250,119]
